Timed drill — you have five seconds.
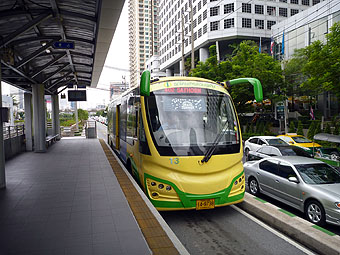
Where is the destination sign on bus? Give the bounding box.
[164,87,202,93]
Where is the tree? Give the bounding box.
[77,109,89,121]
[297,121,304,136]
[333,124,340,135]
[324,123,331,134]
[191,41,283,113]
[314,121,321,136]
[299,22,340,99]
[289,122,296,133]
[307,121,316,140]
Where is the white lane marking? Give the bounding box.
[231,205,316,255]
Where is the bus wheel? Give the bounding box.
[126,160,132,175]
[248,177,260,196]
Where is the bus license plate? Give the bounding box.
[196,199,215,210]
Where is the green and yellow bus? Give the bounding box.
[107,71,263,211]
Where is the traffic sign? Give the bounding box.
[52,41,75,49]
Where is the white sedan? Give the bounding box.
[244,136,287,156]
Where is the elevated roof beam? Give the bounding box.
[50,0,78,84]
[42,63,70,83]
[47,70,73,89]
[15,40,57,68]
[0,11,52,49]
[18,0,43,36]
[59,10,96,22]
[10,36,61,46]
[51,77,74,92]
[31,53,67,78]
[57,85,68,94]
[1,60,37,84]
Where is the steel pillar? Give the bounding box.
[32,84,46,152]
[24,93,33,151]
[51,94,60,139]
[0,63,6,188]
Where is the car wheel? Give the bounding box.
[248,177,260,196]
[245,148,250,157]
[305,200,326,226]
[330,152,339,161]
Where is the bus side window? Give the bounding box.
[139,111,151,155]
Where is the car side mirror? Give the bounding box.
[288,176,299,183]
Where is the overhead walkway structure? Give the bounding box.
[0,0,124,188]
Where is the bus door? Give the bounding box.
[115,105,120,150]
[119,98,128,163]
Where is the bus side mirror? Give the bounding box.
[140,70,151,96]
[228,78,263,102]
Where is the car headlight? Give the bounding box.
[335,202,340,209]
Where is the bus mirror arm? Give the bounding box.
[226,78,263,103]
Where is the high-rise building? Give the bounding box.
[158,0,321,75]
[129,0,160,87]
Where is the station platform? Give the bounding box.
[0,138,186,255]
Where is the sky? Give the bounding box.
[1,1,129,110]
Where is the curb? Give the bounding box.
[101,139,190,255]
[238,193,340,255]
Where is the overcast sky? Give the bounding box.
[1,1,129,110]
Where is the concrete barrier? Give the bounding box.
[238,193,340,255]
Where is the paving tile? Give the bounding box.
[2,139,153,255]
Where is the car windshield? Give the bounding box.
[266,139,287,145]
[295,163,340,184]
[320,148,339,155]
[279,147,311,157]
[292,136,312,143]
[146,85,240,156]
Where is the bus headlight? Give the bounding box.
[229,174,245,196]
[146,178,180,201]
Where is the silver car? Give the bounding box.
[244,156,340,226]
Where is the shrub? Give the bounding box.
[307,121,316,140]
[324,123,331,134]
[289,122,296,133]
[297,121,304,136]
[314,121,321,136]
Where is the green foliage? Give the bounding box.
[76,109,89,121]
[289,121,296,133]
[307,121,316,140]
[259,122,265,135]
[333,124,340,135]
[60,119,76,127]
[296,22,340,99]
[255,121,260,133]
[95,109,107,117]
[245,123,250,133]
[297,121,304,136]
[314,121,321,136]
[190,41,283,113]
[324,123,331,134]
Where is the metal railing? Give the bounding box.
[3,125,25,140]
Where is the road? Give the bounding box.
[161,206,313,255]
[97,122,318,254]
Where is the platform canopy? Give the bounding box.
[0,0,124,94]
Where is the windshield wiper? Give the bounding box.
[201,120,230,164]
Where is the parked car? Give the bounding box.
[244,156,340,226]
[244,136,288,156]
[313,133,340,168]
[247,145,312,161]
[277,134,321,155]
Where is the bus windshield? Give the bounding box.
[146,87,240,156]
